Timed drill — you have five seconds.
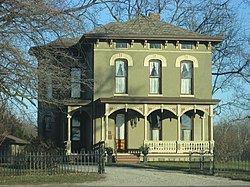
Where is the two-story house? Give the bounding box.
[31,13,223,161]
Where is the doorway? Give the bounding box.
[115,113,126,152]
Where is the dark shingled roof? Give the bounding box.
[0,135,29,145]
[84,15,223,42]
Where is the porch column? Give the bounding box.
[144,104,148,141]
[209,105,214,153]
[209,105,214,141]
[201,116,205,141]
[66,114,72,155]
[144,115,148,141]
[177,105,181,141]
[105,115,109,143]
[101,117,105,141]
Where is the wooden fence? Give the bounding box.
[0,141,105,176]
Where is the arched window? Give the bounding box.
[149,111,162,140]
[149,60,161,94]
[181,113,193,141]
[115,59,127,94]
[181,61,193,94]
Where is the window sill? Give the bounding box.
[148,94,163,97]
[180,94,195,97]
[114,94,129,96]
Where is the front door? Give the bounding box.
[115,114,126,152]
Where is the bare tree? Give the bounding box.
[0,0,106,110]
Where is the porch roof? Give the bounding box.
[97,97,220,105]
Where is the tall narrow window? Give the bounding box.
[71,67,81,98]
[181,114,193,141]
[149,111,162,141]
[149,60,161,94]
[72,116,81,141]
[115,60,127,94]
[181,61,193,94]
[46,70,53,98]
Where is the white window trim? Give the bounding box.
[144,54,167,67]
[148,94,163,97]
[180,94,195,97]
[114,93,129,96]
[176,55,198,67]
[110,53,133,66]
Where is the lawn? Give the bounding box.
[0,173,105,185]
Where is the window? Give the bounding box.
[44,114,54,131]
[71,67,81,98]
[72,116,81,141]
[181,114,193,141]
[149,60,161,94]
[115,60,127,94]
[149,111,162,140]
[116,42,127,48]
[181,61,193,94]
[46,70,52,98]
[150,42,161,49]
[181,43,193,50]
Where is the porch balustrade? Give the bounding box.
[144,140,212,154]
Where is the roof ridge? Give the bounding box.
[84,15,223,42]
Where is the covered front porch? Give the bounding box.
[94,97,218,161]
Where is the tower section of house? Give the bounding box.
[31,13,223,161]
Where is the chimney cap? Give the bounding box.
[149,13,160,20]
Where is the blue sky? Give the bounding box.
[22,0,250,125]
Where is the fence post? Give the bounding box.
[200,151,204,172]
[189,152,192,173]
[98,141,105,174]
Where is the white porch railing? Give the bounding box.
[145,141,177,153]
[144,140,213,154]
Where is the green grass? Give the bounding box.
[0,173,105,185]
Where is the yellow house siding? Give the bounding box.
[127,119,144,148]
[162,118,178,141]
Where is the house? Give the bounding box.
[31,13,223,162]
[0,135,29,154]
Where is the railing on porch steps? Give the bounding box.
[144,140,212,154]
[115,153,140,164]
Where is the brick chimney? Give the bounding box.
[149,13,160,20]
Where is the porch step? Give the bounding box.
[115,153,140,164]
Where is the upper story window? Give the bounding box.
[181,61,193,95]
[44,113,54,131]
[116,42,127,48]
[150,42,161,49]
[149,60,161,94]
[180,43,193,50]
[181,113,193,141]
[46,70,53,98]
[71,67,81,98]
[115,59,127,94]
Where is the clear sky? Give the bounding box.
[22,0,250,125]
